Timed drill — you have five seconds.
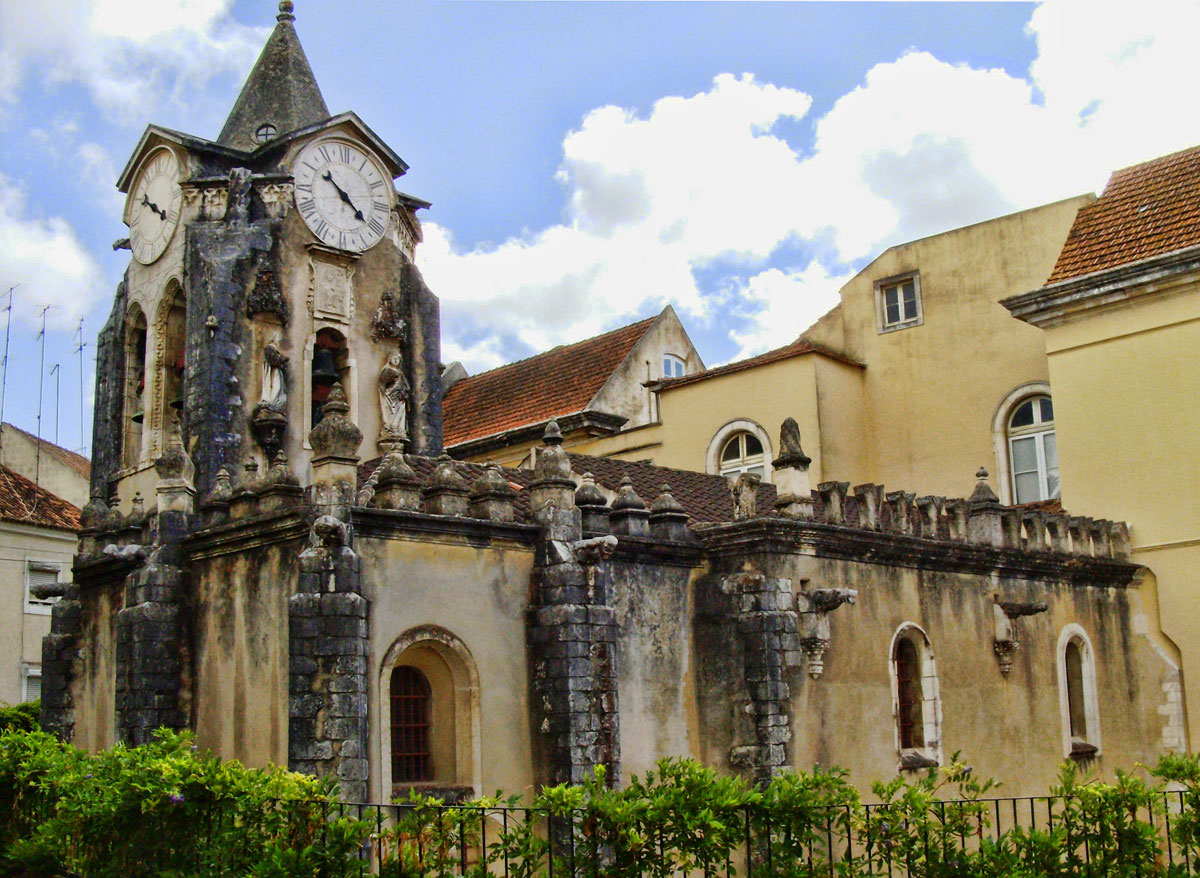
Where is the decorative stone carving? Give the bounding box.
[609,476,650,537]
[797,586,857,679]
[993,598,1049,674]
[154,418,196,514]
[260,451,303,512]
[256,181,293,219]
[967,468,1004,548]
[572,534,617,566]
[251,342,289,457]
[203,466,234,508]
[469,464,517,522]
[226,167,253,225]
[528,419,576,513]
[377,349,409,452]
[370,288,408,342]
[308,383,362,460]
[576,473,610,532]
[885,491,915,535]
[370,452,422,511]
[915,496,944,538]
[649,484,692,542]
[422,454,469,517]
[772,418,813,519]
[852,483,884,530]
[730,472,761,521]
[817,481,850,525]
[247,263,289,324]
[307,247,357,324]
[200,186,228,221]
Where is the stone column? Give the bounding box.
[526,420,621,786]
[289,381,370,802]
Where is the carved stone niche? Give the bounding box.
[307,244,358,324]
[992,597,1049,674]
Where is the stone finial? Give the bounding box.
[967,468,1004,548]
[422,454,469,517]
[278,0,295,22]
[154,417,195,484]
[309,382,362,460]
[259,450,303,512]
[128,492,147,527]
[265,450,300,488]
[104,495,123,531]
[609,476,650,537]
[576,473,610,532]
[884,491,915,535]
[729,472,761,520]
[968,467,1000,509]
[649,484,692,542]
[772,418,811,470]
[852,484,884,530]
[469,464,517,522]
[914,496,944,538]
[772,418,813,519]
[204,466,234,506]
[80,486,108,530]
[529,417,575,513]
[371,452,421,511]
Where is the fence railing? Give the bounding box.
[318,790,1199,878]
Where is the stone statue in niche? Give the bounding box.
[259,342,288,412]
[251,341,289,457]
[378,349,409,452]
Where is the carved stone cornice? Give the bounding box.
[695,518,1141,588]
[185,508,310,560]
[351,506,538,547]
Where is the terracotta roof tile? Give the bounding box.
[657,339,861,393]
[4,423,91,479]
[443,316,657,447]
[0,464,81,531]
[1047,144,1200,284]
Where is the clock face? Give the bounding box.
[128,149,182,265]
[293,139,392,252]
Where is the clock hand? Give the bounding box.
[141,194,167,221]
[322,170,365,222]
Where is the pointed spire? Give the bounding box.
[217,2,330,151]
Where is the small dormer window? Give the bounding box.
[662,354,686,379]
[875,273,923,333]
[255,123,277,144]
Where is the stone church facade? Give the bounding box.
[42,4,1183,802]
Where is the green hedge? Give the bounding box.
[4,724,1200,878]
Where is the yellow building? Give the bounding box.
[1004,144,1200,749]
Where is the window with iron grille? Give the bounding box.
[391,665,432,783]
[894,637,924,750]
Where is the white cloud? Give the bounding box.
[0,0,266,121]
[0,175,105,329]
[427,1,1200,375]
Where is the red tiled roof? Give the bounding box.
[4,423,91,479]
[443,316,657,447]
[657,339,861,393]
[0,464,81,531]
[1047,144,1200,284]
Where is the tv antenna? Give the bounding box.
[35,305,58,488]
[48,363,61,445]
[73,320,87,456]
[0,284,18,428]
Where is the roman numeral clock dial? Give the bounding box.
[293,140,392,252]
[127,149,182,265]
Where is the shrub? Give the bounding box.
[0,700,39,734]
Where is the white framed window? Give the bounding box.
[718,432,767,479]
[662,354,686,379]
[1007,395,1058,504]
[889,624,942,769]
[24,562,61,615]
[875,273,923,333]
[706,419,773,482]
[1057,624,1101,759]
[22,664,42,702]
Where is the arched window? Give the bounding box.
[380,627,481,800]
[719,432,766,478]
[1057,625,1100,759]
[391,666,432,783]
[1007,394,1058,504]
[662,354,686,379]
[157,282,186,442]
[890,625,941,768]
[311,328,349,427]
[123,307,148,468]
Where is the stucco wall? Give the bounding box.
[358,530,537,801]
[0,523,75,705]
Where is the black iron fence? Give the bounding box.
[319,790,1199,878]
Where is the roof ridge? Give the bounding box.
[658,337,861,390]
[448,314,658,388]
[1108,142,1200,182]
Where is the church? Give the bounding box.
[41,3,1183,803]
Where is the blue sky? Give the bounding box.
[1,0,1197,459]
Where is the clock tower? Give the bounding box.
[90,0,442,509]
